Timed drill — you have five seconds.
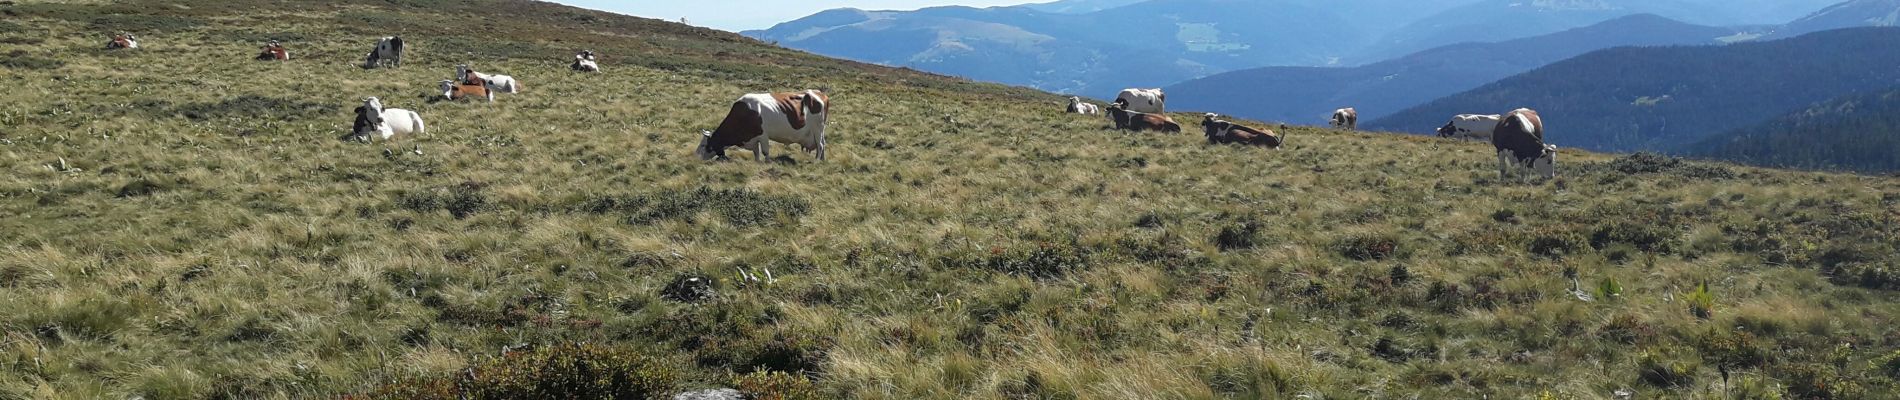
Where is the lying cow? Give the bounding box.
[363,36,404,69]
[1492,108,1555,181]
[1202,113,1282,148]
[106,34,138,49]
[1331,108,1357,131]
[1106,103,1180,133]
[351,97,425,141]
[1437,114,1501,140]
[455,64,522,101]
[439,79,491,102]
[697,90,830,161]
[1115,88,1166,113]
[255,41,289,61]
[572,50,599,72]
[1067,97,1100,115]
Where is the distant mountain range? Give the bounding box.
[748,0,1841,99]
[1769,0,1900,38]
[1166,14,1737,125]
[1685,86,1900,173]
[1367,28,1900,152]
[746,0,1456,97]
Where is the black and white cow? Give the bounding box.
[1114,88,1165,114]
[1436,114,1501,140]
[363,36,404,69]
[1330,108,1357,131]
[1067,97,1100,115]
[351,97,425,141]
[571,50,599,72]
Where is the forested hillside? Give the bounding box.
[1369,27,1900,152]
[1167,14,1733,125]
[1686,87,1900,172]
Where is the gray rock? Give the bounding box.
[673,388,743,400]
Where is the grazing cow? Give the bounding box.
[439,79,491,102]
[1105,103,1181,133]
[1114,88,1166,113]
[1492,108,1556,181]
[456,64,521,101]
[571,50,599,72]
[254,41,289,61]
[106,34,138,49]
[1331,108,1358,131]
[351,97,425,141]
[1202,113,1283,148]
[1067,97,1099,115]
[1436,114,1502,140]
[696,90,830,161]
[362,36,404,69]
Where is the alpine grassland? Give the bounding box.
[3,0,1900,399]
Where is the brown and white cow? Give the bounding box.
[1330,108,1358,131]
[439,79,490,102]
[255,41,289,61]
[1202,113,1282,148]
[1492,108,1556,181]
[697,90,830,161]
[1106,103,1180,133]
[1067,96,1100,115]
[1114,88,1166,114]
[106,34,138,49]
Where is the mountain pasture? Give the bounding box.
[2,1,1900,399]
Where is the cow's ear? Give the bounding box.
[353,106,365,114]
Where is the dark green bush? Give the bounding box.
[1,50,61,70]
[735,371,822,400]
[1527,229,1586,258]
[1338,234,1399,261]
[1214,220,1261,251]
[362,344,680,399]
[1590,222,1679,254]
[1829,263,1900,290]
[1637,351,1698,388]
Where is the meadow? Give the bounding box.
[2,0,1899,398]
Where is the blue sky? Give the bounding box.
[556,0,1034,32]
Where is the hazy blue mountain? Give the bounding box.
[1769,0,1900,38]
[1367,28,1900,152]
[1021,0,1147,13]
[1685,86,1900,173]
[1350,0,1837,65]
[1165,14,1734,125]
[744,0,1475,97]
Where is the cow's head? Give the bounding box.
[695,130,721,160]
[1436,121,1458,137]
[439,80,458,97]
[352,102,384,139]
[363,51,379,68]
[455,65,471,81]
[801,89,828,116]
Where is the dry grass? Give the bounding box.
[3,0,1900,399]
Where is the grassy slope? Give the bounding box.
[3,0,1900,399]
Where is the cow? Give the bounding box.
[1492,108,1556,181]
[106,34,138,49]
[363,36,404,69]
[696,90,830,161]
[1067,97,1099,115]
[1114,88,1166,114]
[1331,108,1358,131]
[439,79,490,102]
[1105,103,1181,133]
[1436,114,1501,140]
[571,50,599,72]
[254,41,289,61]
[1202,114,1282,148]
[455,64,521,101]
[351,97,425,142]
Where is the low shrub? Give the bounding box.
[1,50,62,70]
[1637,351,1698,388]
[1337,234,1399,261]
[735,371,822,400]
[1590,222,1678,254]
[361,344,680,399]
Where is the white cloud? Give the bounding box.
[557,0,1037,31]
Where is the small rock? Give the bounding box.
[1613,388,1634,400]
[673,388,743,400]
[661,275,716,303]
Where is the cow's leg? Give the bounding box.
[752,138,769,162]
[1497,150,1513,180]
[816,133,827,161]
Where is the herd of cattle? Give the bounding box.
[101,33,1555,180]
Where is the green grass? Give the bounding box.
[4,0,1900,399]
